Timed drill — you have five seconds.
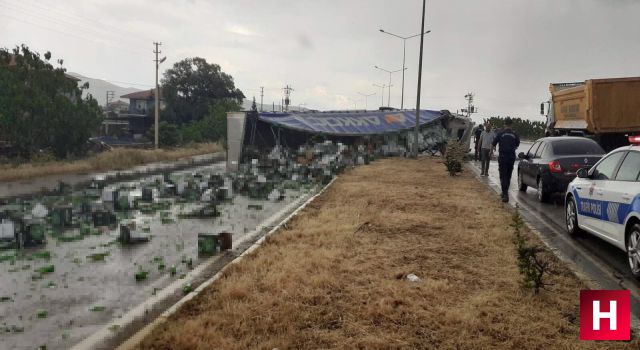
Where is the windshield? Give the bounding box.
[551,139,604,155]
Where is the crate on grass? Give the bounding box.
[197,233,219,256]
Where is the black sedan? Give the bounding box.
[517,136,605,202]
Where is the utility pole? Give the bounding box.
[260,86,264,112]
[283,85,294,112]
[105,90,115,112]
[153,42,162,149]
[413,0,427,158]
[464,93,476,118]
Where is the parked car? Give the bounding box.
[517,136,605,202]
[565,136,640,278]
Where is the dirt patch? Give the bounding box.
[0,143,222,182]
[134,157,633,349]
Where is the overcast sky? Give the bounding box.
[2,0,640,122]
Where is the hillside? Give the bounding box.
[68,72,142,106]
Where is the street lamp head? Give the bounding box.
[379,29,385,33]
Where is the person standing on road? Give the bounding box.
[473,124,484,161]
[479,123,495,176]
[492,118,520,202]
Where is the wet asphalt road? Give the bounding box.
[469,142,640,322]
[0,162,314,350]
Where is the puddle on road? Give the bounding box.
[0,162,315,350]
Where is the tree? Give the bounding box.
[0,45,102,159]
[179,99,241,144]
[484,116,545,141]
[161,57,244,125]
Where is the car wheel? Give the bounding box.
[537,177,550,203]
[517,171,527,192]
[626,224,640,279]
[565,197,581,236]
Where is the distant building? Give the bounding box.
[94,88,165,146]
[121,88,165,115]
[106,100,129,113]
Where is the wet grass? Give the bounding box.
[0,143,222,182]
[136,157,630,350]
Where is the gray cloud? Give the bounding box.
[2,0,640,119]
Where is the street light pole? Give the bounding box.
[372,83,386,107]
[379,28,431,110]
[414,0,427,158]
[358,92,375,110]
[401,40,406,109]
[374,65,404,107]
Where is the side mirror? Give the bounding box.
[518,152,527,159]
[576,168,588,179]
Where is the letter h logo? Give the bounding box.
[580,290,630,340]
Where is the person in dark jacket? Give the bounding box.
[491,118,520,202]
[473,124,484,161]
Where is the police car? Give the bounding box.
[565,136,640,277]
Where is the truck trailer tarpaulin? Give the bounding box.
[256,109,443,136]
[226,109,473,171]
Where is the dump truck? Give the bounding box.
[543,77,640,151]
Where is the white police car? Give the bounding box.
[565,136,640,278]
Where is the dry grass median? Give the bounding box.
[0,143,222,182]
[134,157,631,350]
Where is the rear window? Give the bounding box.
[551,139,604,155]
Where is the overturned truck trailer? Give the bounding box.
[227,109,473,171]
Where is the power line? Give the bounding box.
[0,1,126,45]
[0,3,148,55]
[0,0,154,45]
[0,13,113,50]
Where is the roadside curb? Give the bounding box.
[70,178,336,350]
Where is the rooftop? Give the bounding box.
[121,88,163,100]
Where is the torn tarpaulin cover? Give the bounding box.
[258,110,443,136]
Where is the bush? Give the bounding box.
[512,209,554,294]
[158,122,180,147]
[444,139,464,176]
